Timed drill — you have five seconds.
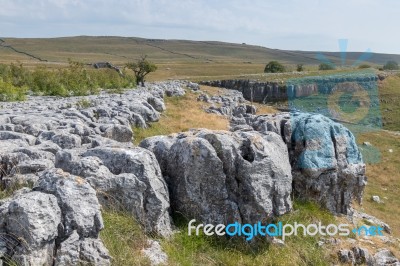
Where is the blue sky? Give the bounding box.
[0,0,399,53]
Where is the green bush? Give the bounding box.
[297,64,304,72]
[31,66,67,96]
[0,78,27,101]
[264,61,286,73]
[93,68,135,92]
[0,61,137,100]
[0,63,31,87]
[126,55,157,86]
[318,63,336,70]
[358,64,371,69]
[383,60,399,70]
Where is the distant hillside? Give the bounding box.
[1,36,400,66]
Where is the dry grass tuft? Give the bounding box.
[133,89,230,144]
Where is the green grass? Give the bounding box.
[379,75,400,131]
[0,61,136,100]
[162,201,336,266]
[133,90,229,145]
[100,210,151,266]
[356,131,400,240]
[1,36,398,82]
[0,78,27,101]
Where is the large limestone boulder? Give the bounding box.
[0,191,61,265]
[55,146,173,237]
[140,129,292,225]
[0,169,111,265]
[34,168,104,238]
[238,112,366,215]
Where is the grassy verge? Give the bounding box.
[133,89,230,145]
[379,75,400,131]
[100,210,151,266]
[133,86,277,145]
[162,201,336,266]
[0,62,136,100]
[356,130,400,238]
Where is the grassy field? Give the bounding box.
[356,131,400,237]
[379,75,400,131]
[2,36,400,83]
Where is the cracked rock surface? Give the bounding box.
[231,112,366,215]
[0,81,189,264]
[140,129,293,225]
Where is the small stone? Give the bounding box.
[363,141,372,146]
[142,240,168,265]
[271,237,285,246]
[372,195,381,203]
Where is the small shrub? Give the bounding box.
[318,63,336,70]
[76,98,92,109]
[31,66,67,96]
[264,61,286,73]
[358,64,371,69]
[383,60,399,70]
[0,61,136,99]
[0,79,27,102]
[126,55,157,86]
[296,64,304,72]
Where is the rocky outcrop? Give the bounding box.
[201,73,379,104]
[201,79,290,102]
[0,81,192,264]
[55,146,172,237]
[140,129,292,225]
[0,169,110,265]
[338,247,400,266]
[197,90,257,116]
[0,88,180,236]
[232,112,366,215]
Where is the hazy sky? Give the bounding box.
[1,0,399,53]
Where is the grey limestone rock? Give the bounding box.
[55,147,173,237]
[235,112,366,215]
[33,168,104,238]
[140,129,292,225]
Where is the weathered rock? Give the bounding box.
[142,240,168,266]
[352,210,392,234]
[55,147,173,237]
[236,112,366,215]
[147,96,166,112]
[0,131,36,145]
[140,129,292,225]
[0,83,187,264]
[338,249,355,264]
[352,247,375,265]
[374,249,400,266]
[33,168,104,238]
[201,74,379,103]
[51,132,82,149]
[372,195,381,203]
[55,230,111,266]
[101,124,133,142]
[0,191,61,265]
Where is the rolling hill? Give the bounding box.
[1,36,400,67]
